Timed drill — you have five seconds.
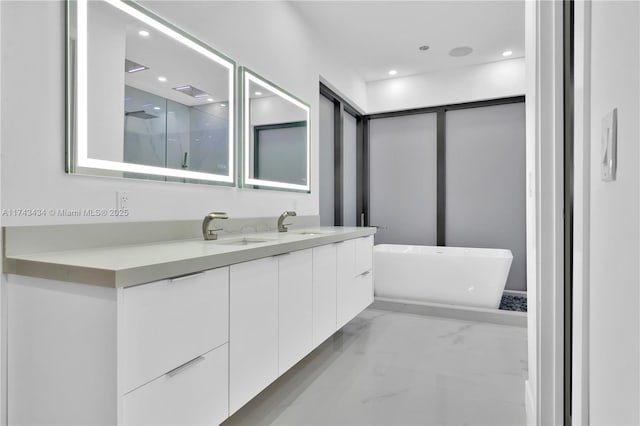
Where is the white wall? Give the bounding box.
[366,58,525,113]
[588,1,640,423]
[0,0,366,226]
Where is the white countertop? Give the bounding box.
[3,226,376,288]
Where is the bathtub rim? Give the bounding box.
[374,243,513,259]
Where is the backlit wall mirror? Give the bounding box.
[241,67,310,192]
[66,0,235,184]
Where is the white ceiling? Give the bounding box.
[289,0,525,82]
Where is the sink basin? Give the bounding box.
[215,237,275,246]
[293,229,336,236]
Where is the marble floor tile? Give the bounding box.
[223,309,528,426]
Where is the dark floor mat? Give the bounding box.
[499,294,527,312]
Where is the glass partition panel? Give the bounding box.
[343,112,357,226]
[369,113,438,245]
[445,103,526,291]
[319,95,335,225]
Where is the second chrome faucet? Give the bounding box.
[202,212,228,240]
[277,211,296,232]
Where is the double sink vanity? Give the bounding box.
[0,0,375,423]
[2,218,375,425]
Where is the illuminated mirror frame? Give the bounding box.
[66,0,236,184]
[241,67,311,192]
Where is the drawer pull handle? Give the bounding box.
[170,271,206,283]
[166,356,206,378]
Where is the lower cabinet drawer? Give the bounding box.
[121,267,229,392]
[122,344,229,426]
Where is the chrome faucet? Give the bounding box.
[202,212,228,240]
[277,211,296,232]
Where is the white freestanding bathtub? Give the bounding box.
[374,245,513,309]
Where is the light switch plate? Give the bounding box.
[601,108,617,182]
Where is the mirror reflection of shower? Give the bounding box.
[123,85,230,180]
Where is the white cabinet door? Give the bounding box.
[337,237,374,328]
[312,244,337,346]
[336,239,356,328]
[123,345,228,426]
[229,257,279,415]
[353,270,374,314]
[355,236,374,312]
[355,235,374,275]
[122,267,229,393]
[278,249,313,375]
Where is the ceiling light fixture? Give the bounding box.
[138,30,150,37]
[502,50,513,57]
[255,91,263,96]
[157,76,167,82]
[449,46,473,57]
[207,98,214,102]
[388,70,398,76]
[153,106,161,110]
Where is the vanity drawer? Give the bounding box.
[122,344,229,426]
[121,267,229,393]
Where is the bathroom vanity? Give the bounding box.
[2,223,375,425]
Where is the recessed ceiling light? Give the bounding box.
[418,45,430,51]
[220,104,227,107]
[207,98,214,102]
[449,46,473,57]
[157,76,167,82]
[153,106,161,110]
[388,70,398,76]
[138,30,150,37]
[502,50,513,57]
[255,91,262,96]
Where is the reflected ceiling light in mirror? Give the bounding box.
[124,58,148,73]
[502,50,513,57]
[172,84,210,98]
[74,0,235,183]
[138,29,150,37]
